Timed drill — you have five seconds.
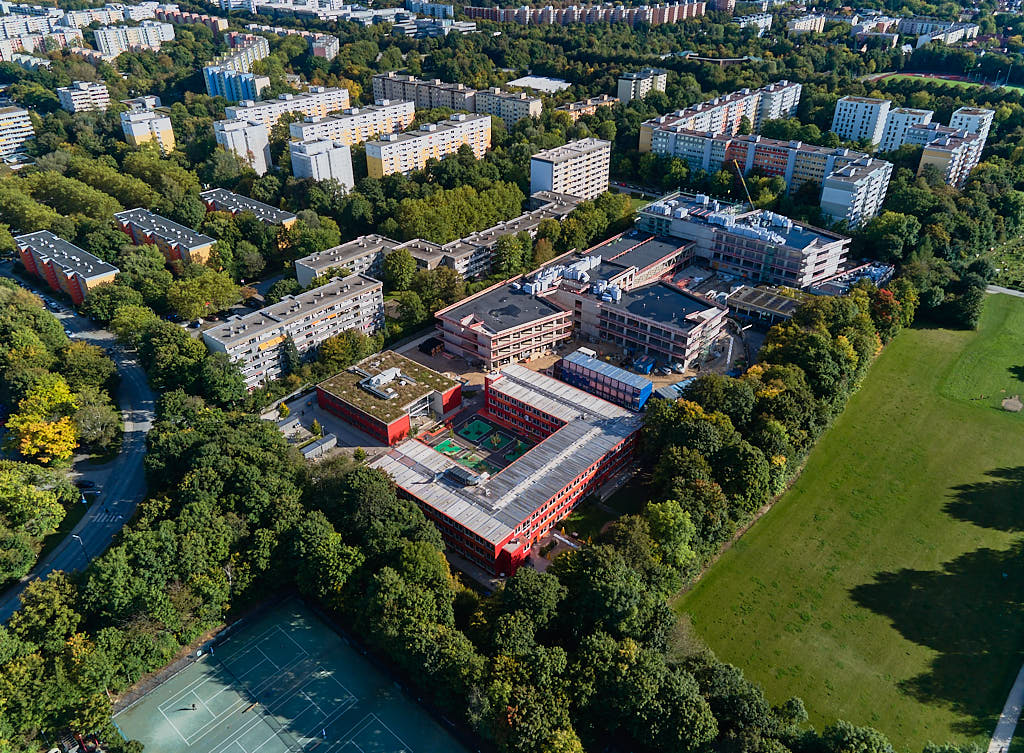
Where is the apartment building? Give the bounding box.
[734,12,772,34]
[0,27,82,58]
[364,113,491,178]
[153,6,228,32]
[372,72,477,110]
[915,22,978,47]
[949,106,995,142]
[0,12,61,37]
[819,156,893,227]
[786,13,825,33]
[830,96,890,146]
[878,107,933,152]
[56,80,110,113]
[15,231,118,305]
[120,108,174,152]
[204,68,270,102]
[462,1,706,26]
[370,364,642,575]
[202,274,384,387]
[214,119,271,175]
[638,193,852,288]
[405,0,454,17]
[0,105,33,156]
[244,23,338,57]
[290,138,354,189]
[115,208,216,265]
[210,31,270,71]
[617,68,667,104]
[288,100,415,145]
[474,88,542,123]
[530,138,610,200]
[224,86,351,129]
[294,191,580,284]
[199,187,297,227]
[639,80,801,150]
[912,125,983,189]
[556,94,618,122]
[93,20,173,55]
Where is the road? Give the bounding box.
[987,285,1024,299]
[0,271,155,622]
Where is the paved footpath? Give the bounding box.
[989,664,1024,753]
[987,285,1024,299]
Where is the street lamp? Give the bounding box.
[71,534,87,559]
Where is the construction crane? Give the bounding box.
[732,159,755,208]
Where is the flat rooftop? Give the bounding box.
[531,138,610,164]
[726,285,801,318]
[506,75,570,93]
[370,363,641,544]
[604,235,688,271]
[200,188,297,226]
[440,282,566,332]
[317,350,456,423]
[563,349,652,390]
[366,113,487,146]
[296,235,398,273]
[115,208,215,250]
[616,281,720,330]
[15,230,118,280]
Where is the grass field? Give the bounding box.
[881,73,986,89]
[676,294,1024,751]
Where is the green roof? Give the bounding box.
[317,350,457,424]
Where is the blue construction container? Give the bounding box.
[560,350,654,411]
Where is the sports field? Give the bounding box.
[881,73,986,89]
[115,600,470,753]
[676,294,1024,750]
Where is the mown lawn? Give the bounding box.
[675,294,1024,751]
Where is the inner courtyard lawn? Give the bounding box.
[676,294,1024,751]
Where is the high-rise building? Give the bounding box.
[120,109,175,153]
[734,12,772,34]
[905,123,983,189]
[0,105,34,156]
[617,68,668,104]
[949,106,995,143]
[153,6,228,32]
[878,107,933,152]
[288,100,415,145]
[224,86,350,128]
[93,19,173,55]
[639,80,801,150]
[830,96,891,146]
[371,72,477,111]
[819,156,893,227]
[204,68,270,102]
[115,208,216,265]
[530,138,611,201]
[15,231,118,304]
[462,1,706,26]
[556,94,618,122]
[214,119,271,175]
[56,80,110,112]
[364,113,491,178]
[474,87,541,123]
[711,0,735,13]
[290,139,355,190]
[202,274,385,387]
[786,13,825,33]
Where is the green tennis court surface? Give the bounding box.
[115,599,470,753]
[456,418,494,442]
[434,438,464,456]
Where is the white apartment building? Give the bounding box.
[530,138,611,201]
[291,138,354,190]
[819,156,893,227]
[371,72,477,110]
[734,12,772,35]
[949,106,995,143]
[224,86,350,129]
[878,107,933,152]
[830,96,890,147]
[0,12,58,37]
[0,27,82,58]
[906,123,983,189]
[121,109,174,152]
[617,69,668,104]
[202,274,385,387]
[786,14,826,33]
[365,113,491,178]
[93,20,173,55]
[474,88,542,123]
[288,100,415,145]
[214,119,270,175]
[0,106,33,156]
[56,80,110,113]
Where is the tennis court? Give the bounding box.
[456,418,495,442]
[115,600,470,753]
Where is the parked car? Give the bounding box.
[75,479,96,489]
[657,366,673,376]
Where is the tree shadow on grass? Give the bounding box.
[1009,365,1024,383]
[850,542,1024,737]
[946,467,1024,532]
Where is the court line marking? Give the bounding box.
[367,714,417,753]
[158,705,191,745]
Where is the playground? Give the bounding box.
[420,412,537,477]
[114,599,469,753]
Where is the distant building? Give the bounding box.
[878,107,933,152]
[734,12,772,35]
[288,100,415,145]
[556,94,618,122]
[530,138,611,200]
[364,113,491,178]
[202,274,385,387]
[392,16,477,37]
[316,350,461,445]
[617,68,668,104]
[214,119,271,175]
[120,107,175,153]
[244,23,339,58]
[153,6,228,32]
[786,13,825,33]
[290,138,355,190]
[462,1,706,26]
[15,230,118,304]
[93,19,173,56]
[372,72,477,111]
[830,96,891,146]
[474,87,542,123]
[224,86,351,129]
[0,105,34,156]
[203,32,271,102]
[711,0,735,13]
[115,208,216,266]
[405,0,454,17]
[200,188,298,227]
[56,80,110,113]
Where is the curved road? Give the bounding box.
[0,275,155,622]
